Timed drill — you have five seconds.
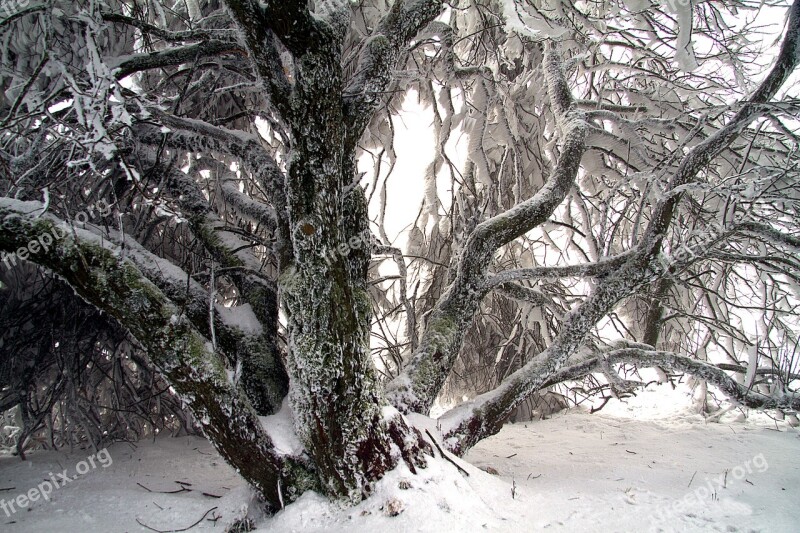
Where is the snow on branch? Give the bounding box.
[387,40,588,414]
[221,0,293,112]
[136,114,287,213]
[494,283,551,306]
[599,348,799,411]
[111,40,245,80]
[219,180,279,232]
[439,344,799,455]
[0,198,315,508]
[0,3,46,30]
[485,249,637,288]
[342,0,444,146]
[101,12,239,43]
[225,0,322,57]
[734,221,800,253]
[501,0,569,40]
[643,0,800,242]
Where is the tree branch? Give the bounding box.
[642,0,800,247]
[112,41,245,79]
[388,41,588,414]
[155,163,289,414]
[485,249,636,287]
[343,0,445,148]
[134,115,292,264]
[440,347,799,455]
[101,13,238,43]
[221,0,293,114]
[0,199,317,509]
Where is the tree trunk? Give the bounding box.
[274,19,431,500]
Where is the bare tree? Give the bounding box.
[0,0,798,511]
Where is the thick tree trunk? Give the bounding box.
[642,279,672,348]
[277,33,431,499]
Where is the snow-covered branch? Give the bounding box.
[101,13,238,43]
[388,40,588,414]
[440,346,799,455]
[343,0,445,147]
[643,0,800,244]
[0,198,316,508]
[221,0,293,113]
[155,164,288,414]
[734,222,800,253]
[484,249,636,288]
[135,115,289,258]
[219,180,279,231]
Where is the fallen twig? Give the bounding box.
[425,429,470,477]
[135,506,218,533]
[136,482,191,494]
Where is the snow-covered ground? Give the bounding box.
[1,387,798,532]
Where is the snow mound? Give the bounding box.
[260,451,522,532]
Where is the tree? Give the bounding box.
[1,0,799,512]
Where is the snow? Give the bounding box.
[0,437,255,532]
[465,409,798,533]
[216,303,264,336]
[501,0,569,40]
[2,388,798,532]
[258,398,305,456]
[660,0,700,73]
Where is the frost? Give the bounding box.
[501,0,569,39]
[216,303,264,336]
[665,0,699,72]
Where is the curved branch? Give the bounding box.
[642,0,800,246]
[135,116,292,264]
[485,249,636,287]
[387,41,588,414]
[734,221,800,252]
[343,0,445,148]
[0,199,317,509]
[441,347,799,455]
[155,164,289,414]
[221,0,293,113]
[101,13,238,43]
[0,4,46,29]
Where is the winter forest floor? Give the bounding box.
[1,386,798,532]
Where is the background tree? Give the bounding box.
[1,0,799,511]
